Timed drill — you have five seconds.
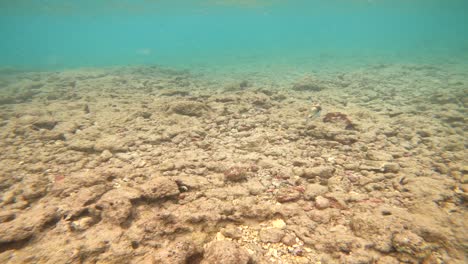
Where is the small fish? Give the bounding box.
[306,103,322,122]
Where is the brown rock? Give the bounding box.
[392,231,431,259]
[154,240,202,264]
[201,240,250,264]
[376,256,400,264]
[383,162,400,173]
[304,184,328,200]
[67,139,95,152]
[282,233,297,246]
[259,228,285,243]
[159,160,175,171]
[315,196,330,210]
[99,150,113,162]
[168,101,208,117]
[367,150,393,161]
[301,166,335,179]
[0,204,58,244]
[39,130,65,141]
[246,180,266,195]
[221,225,243,239]
[0,211,15,223]
[140,177,179,200]
[94,135,128,152]
[224,166,248,182]
[20,174,49,201]
[32,118,57,130]
[96,189,136,225]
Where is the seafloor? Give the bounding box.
[0,63,466,264]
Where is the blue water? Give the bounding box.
[1,0,468,70]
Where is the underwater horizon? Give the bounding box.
[1,0,468,71]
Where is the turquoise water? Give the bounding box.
[1,0,468,70]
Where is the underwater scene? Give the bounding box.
[0,0,467,263]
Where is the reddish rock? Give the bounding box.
[276,187,302,203]
[224,166,248,182]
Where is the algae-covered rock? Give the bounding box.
[168,101,208,117]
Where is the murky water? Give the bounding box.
[1,0,468,70]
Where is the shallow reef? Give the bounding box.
[0,64,466,263]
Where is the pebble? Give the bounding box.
[271,219,286,229]
[315,196,330,210]
[70,216,94,231]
